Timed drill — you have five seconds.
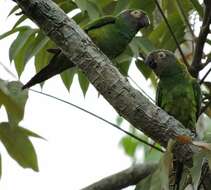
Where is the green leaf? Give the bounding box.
[60,67,76,91]
[135,59,152,80]
[75,0,101,20]
[190,0,203,18]
[0,122,39,171]
[13,30,37,77]
[9,27,37,62]
[34,40,55,86]
[25,31,49,64]
[149,12,185,51]
[136,140,174,190]
[114,0,129,14]
[130,36,156,57]
[89,0,114,15]
[0,80,28,126]
[128,0,155,15]
[190,152,204,189]
[0,26,31,40]
[58,0,78,13]
[119,136,139,158]
[7,5,20,17]
[144,148,162,162]
[12,15,28,29]
[18,126,45,140]
[78,70,89,96]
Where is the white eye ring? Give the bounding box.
[130,10,141,18]
[158,52,166,59]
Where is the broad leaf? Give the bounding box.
[78,70,89,96]
[60,67,76,91]
[0,122,39,171]
[119,136,139,158]
[14,31,37,77]
[75,0,101,20]
[190,0,203,18]
[0,80,28,126]
[12,15,28,29]
[9,27,37,63]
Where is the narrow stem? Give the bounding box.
[153,0,189,68]
[29,89,164,153]
[200,67,211,85]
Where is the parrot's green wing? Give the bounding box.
[83,16,116,32]
[156,82,163,107]
[192,79,201,119]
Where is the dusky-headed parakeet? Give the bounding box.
[145,49,201,190]
[22,9,149,89]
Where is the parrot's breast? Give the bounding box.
[159,80,197,129]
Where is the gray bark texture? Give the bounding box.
[81,163,157,190]
[14,0,196,162]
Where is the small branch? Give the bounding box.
[201,57,211,70]
[127,75,155,103]
[200,66,211,84]
[30,89,164,153]
[153,0,189,68]
[81,163,157,190]
[0,62,17,79]
[0,58,163,152]
[190,0,211,77]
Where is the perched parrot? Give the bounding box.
[22,9,149,89]
[145,49,201,190]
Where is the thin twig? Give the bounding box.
[190,1,211,77]
[201,57,211,70]
[0,62,17,79]
[153,0,189,68]
[199,66,211,84]
[127,75,155,103]
[29,89,164,153]
[0,60,164,152]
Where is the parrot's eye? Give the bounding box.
[130,10,142,18]
[158,52,166,59]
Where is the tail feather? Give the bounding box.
[173,161,184,190]
[22,51,75,89]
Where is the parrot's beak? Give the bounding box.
[139,14,150,27]
[144,54,157,69]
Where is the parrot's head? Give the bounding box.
[118,9,150,30]
[144,50,178,77]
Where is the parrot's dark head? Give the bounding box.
[118,9,150,30]
[144,49,178,77]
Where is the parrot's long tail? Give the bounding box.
[173,161,184,190]
[22,49,75,89]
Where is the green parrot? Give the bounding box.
[22,9,149,89]
[145,49,201,190]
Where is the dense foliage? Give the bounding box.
[0,0,211,189]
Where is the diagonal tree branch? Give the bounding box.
[190,0,211,77]
[14,0,195,163]
[81,163,157,190]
